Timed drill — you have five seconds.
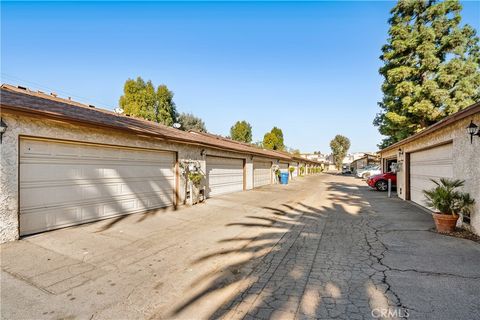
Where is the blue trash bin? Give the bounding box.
[280,172,289,185]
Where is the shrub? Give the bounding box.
[423,178,475,216]
[188,172,203,187]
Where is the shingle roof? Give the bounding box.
[0,84,321,164]
[380,101,480,153]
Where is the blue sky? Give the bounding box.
[2,1,479,153]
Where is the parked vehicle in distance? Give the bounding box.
[342,165,352,174]
[356,165,378,178]
[357,166,381,179]
[367,172,397,191]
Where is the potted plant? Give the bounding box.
[274,168,281,183]
[299,166,305,176]
[188,171,204,204]
[289,166,295,179]
[423,178,475,233]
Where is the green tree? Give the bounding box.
[263,127,285,150]
[271,127,285,149]
[156,85,177,126]
[374,0,480,148]
[230,120,253,143]
[287,147,301,156]
[119,77,178,126]
[178,112,207,132]
[119,77,157,121]
[330,135,351,170]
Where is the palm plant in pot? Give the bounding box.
[423,178,475,233]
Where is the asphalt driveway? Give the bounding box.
[1,174,479,320]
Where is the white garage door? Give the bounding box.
[254,160,272,188]
[206,156,244,197]
[19,138,175,236]
[410,143,453,206]
[279,162,289,173]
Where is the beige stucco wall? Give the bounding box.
[380,113,480,235]
[0,113,262,243]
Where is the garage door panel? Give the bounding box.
[21,139,175,162]
[20,180,174,210]
[21,162,174,183]
[410,144,453,206]
[207,156,244,197]
[254,160,271,188]
[19,138,175,236]
[20,191,174,235]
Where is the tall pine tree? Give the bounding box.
[375,0,480,148]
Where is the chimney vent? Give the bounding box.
[88,104,95,108]
[17,86,27,90]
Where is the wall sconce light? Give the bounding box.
[0,118,8,143]
[398,148,404,158]
[466,120,479,144]
[200,149,206,157]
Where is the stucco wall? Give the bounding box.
[380,113,480,235]
[0,113,261,243]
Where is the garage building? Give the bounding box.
[0,84,321,242]
[379,102,480,235]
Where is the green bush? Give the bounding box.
[188,172,203,186]
[299,166,305,175]
[423,178,475,216]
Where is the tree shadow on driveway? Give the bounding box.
[166,180,403,320]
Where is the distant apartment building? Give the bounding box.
[300,152,327,163]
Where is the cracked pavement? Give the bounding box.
[1,174,480,320]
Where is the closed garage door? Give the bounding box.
[19,138,175,236]
[206,156,244,197]
[279,162,289,173]
[410,143,453,206]
[253,160,272,188]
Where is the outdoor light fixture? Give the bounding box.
[0,118,7,143]
[466,120,479,144]
[398,148,404,159]
[200,149,206,157]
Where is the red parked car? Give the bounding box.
[367,172,396,191]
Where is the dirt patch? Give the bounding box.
[433,228,480,244]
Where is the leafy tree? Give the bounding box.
[230,120,253,143]
[119,77,157,121]
[287,148,301,156]
[263,132,280,150]
[330,135,351,170]
[271,127,285,149]
[263,127,285,150]
[156,85,177,126]
[374,0,480,148]
[178,112,207,132]
[119,77,178,126]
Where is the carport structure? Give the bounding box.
[0,84,322,242]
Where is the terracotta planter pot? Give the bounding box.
[432,213,459,233]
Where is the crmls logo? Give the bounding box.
[371,308,409,318]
